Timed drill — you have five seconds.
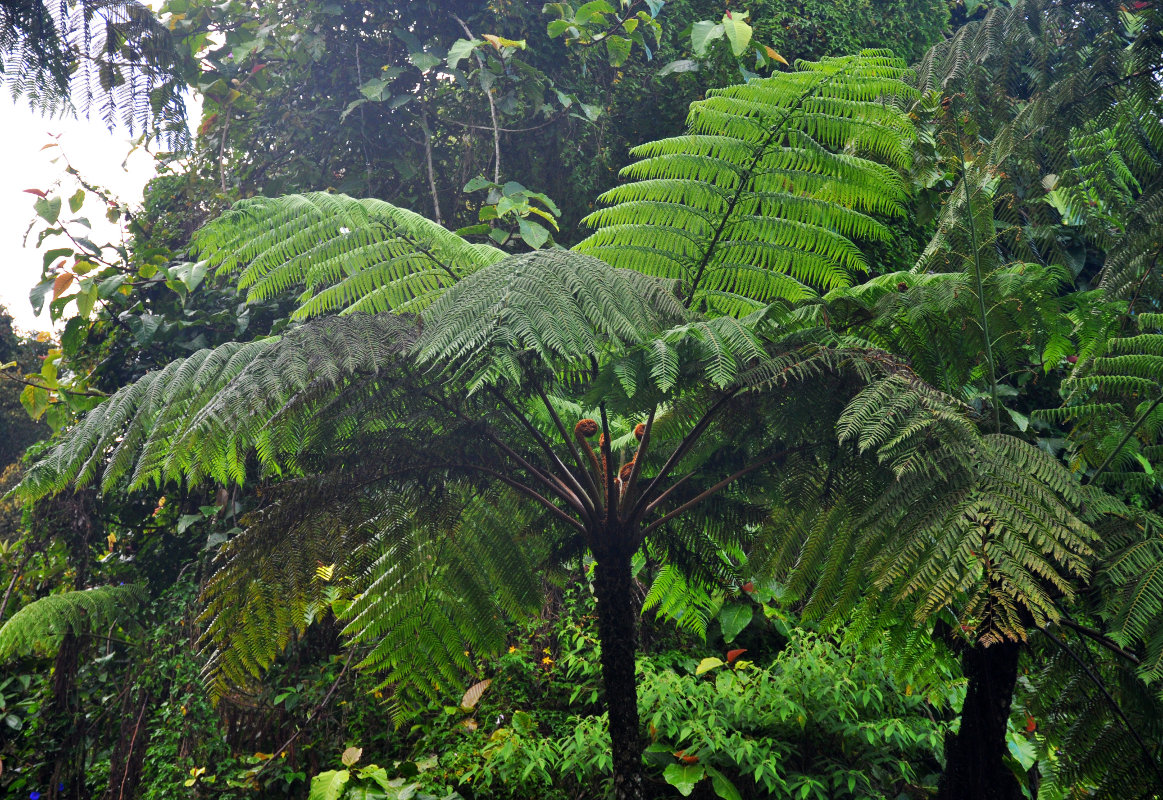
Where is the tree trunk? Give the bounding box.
[592,550,646,800]
[938,639,1023,800]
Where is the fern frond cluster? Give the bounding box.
[761,375,1096,645]
[1,0,191,144]
[0,584,145,659]
[200,480,542,710]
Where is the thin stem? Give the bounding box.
[1039,625,1163,787]
[254,647,356,778]
[535,384,602,504]
[640,445,803,540]
[1085,395,1163,485]
[460,464,585,534]
[631,391,739,524]
[420,110,443,226]
[599,403,616,524]
[489,387,596,523]
[483,430,586,516]
[1055,616,1140,665]
[618,407,655,516]
[453,16,501,183]
[952,129,1001,434]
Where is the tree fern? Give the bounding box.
[574,50,918,316]
[0,584,145,660]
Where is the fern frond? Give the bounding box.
[193,193,505,318]
[0,584,146,659]
[575,51,917,315]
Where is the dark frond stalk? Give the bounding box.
[1084,394,1163,485]
[1038,625,1163,788]
[639,445,804,541]
[534,383,604,507]
[1054,616,1140,665]
[631,391,739,525]
[489,387,597,523]
[600,404,617,524]
[618,407,655,515]
[459,464,585,535]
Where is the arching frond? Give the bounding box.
[192,192,506,318]
[0,584,146,659]
[415,251,688,392]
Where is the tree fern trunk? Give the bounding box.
[592,548,646,800]
[938,640,1023,800]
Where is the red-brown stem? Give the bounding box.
[618,407,656,516]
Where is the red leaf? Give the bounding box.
[1026,714,1036,733]
[741,581,755,594]
[23,189,47,198]
[726,648,747,664]
[673,750,699,764]
[250,62,266,74]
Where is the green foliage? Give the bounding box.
[193,193,506,318]
[577,50,918,315]
[428,621,953,800]
[0,584,145,659]
[0,0,192,143]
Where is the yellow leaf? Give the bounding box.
[764,46,789,66]
[461,679,492,710]
[482,34,526,51]
[341,746,362,767]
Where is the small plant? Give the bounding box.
[308,746,462,800]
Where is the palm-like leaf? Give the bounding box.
[575,50,917,315]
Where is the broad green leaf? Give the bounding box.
[691,21,724,56]
[68,189,85,213]
[308,770,350,800]
[463,176,494,193]
[20,384,50,420]
[663,763,705,796]
[75,283,98,318]
[576,0,615,25]
[606,35,631,67]
[518,219,550,249]
[718,602,752,643]
[706,766,743,800]
[410,51,441,71]
[41,247,73,269]
[446,38,480,68]
[721,11,752,56]
[34,196,62,224]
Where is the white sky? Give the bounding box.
[0,101,161,333]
